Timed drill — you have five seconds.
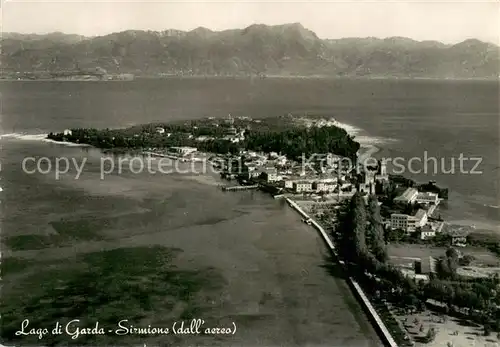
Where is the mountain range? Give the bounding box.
[2,23,499,78]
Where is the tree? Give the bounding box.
[367,195,387,262]
[484,324,491,336]
[351,193,368,256]
[405,293,419,309]
[459,254,475,266]
[425,327,437,343]
[436,257,452,279]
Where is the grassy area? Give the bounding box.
[1,246,224,346]
[388,243,500,267]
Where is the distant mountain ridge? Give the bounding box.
[2,23,499,78]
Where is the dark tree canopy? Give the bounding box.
[47,117,360,160]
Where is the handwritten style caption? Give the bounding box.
[15,318,236,340]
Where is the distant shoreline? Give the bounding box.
[1,75,498,82]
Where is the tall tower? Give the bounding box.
[227,113,237,135]
[380,160,387,176]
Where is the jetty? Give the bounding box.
[221,184,259,192]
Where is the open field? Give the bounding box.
[388,244,500,267]
[392,308,500,347]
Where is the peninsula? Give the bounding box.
[48,114,500,347]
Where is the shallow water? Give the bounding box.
[1,78,498,345]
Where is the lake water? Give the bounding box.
[0,78,498,346]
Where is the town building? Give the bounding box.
[325,154,345,169]
[195,136,214,142]
[245,171,261,179]
[340,182,353,191]
[419,222,444,240]
[284,177,309,189]
[170,146,197,156]
[313,181,337,192]
[359,172,375,194]
[284,179,296,189]
[293,181,313,193]
[155,127,165,134]
[242,163,261,179]
[228,130,245,143]
[420,225,436,240]
[415,192,439,205]
[393,188,419,204]
[260,168,281,183]
[390,209,428,233]
[330,170,346,182]
[244,163,258,172]
[225,113,235,125]
[448,228,470,247]
[374,160,388,182]
[275,155,287,166]
[63,129,72,136]
[414,257,437,275]
[400,269,430,282]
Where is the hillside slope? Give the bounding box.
[2,23,499,78]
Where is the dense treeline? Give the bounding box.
[245,126,359,160]
[48,128,242,155]
[47,117,360,160]
[335,193,500,340]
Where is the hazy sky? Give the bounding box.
[2,0,499,44]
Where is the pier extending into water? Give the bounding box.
[221,184,259,192]
[286,198,398,347]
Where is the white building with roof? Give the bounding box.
[293,181,314,193]
[313,181,337,192]
[393,188,419,204]
[260,167,281,182]
[420,225,436,240]
[195,136,214,142]
[170,146,197,156]
[416,192,439,205]
[284,178,300,189]
[391,209,428,233]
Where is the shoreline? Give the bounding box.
[286,198,398,347]
[6,129,492,234]
[0,133,92,147]
[2,76,498,82]
[357,144,381,163]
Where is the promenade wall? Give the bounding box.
[285,198,398,347]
